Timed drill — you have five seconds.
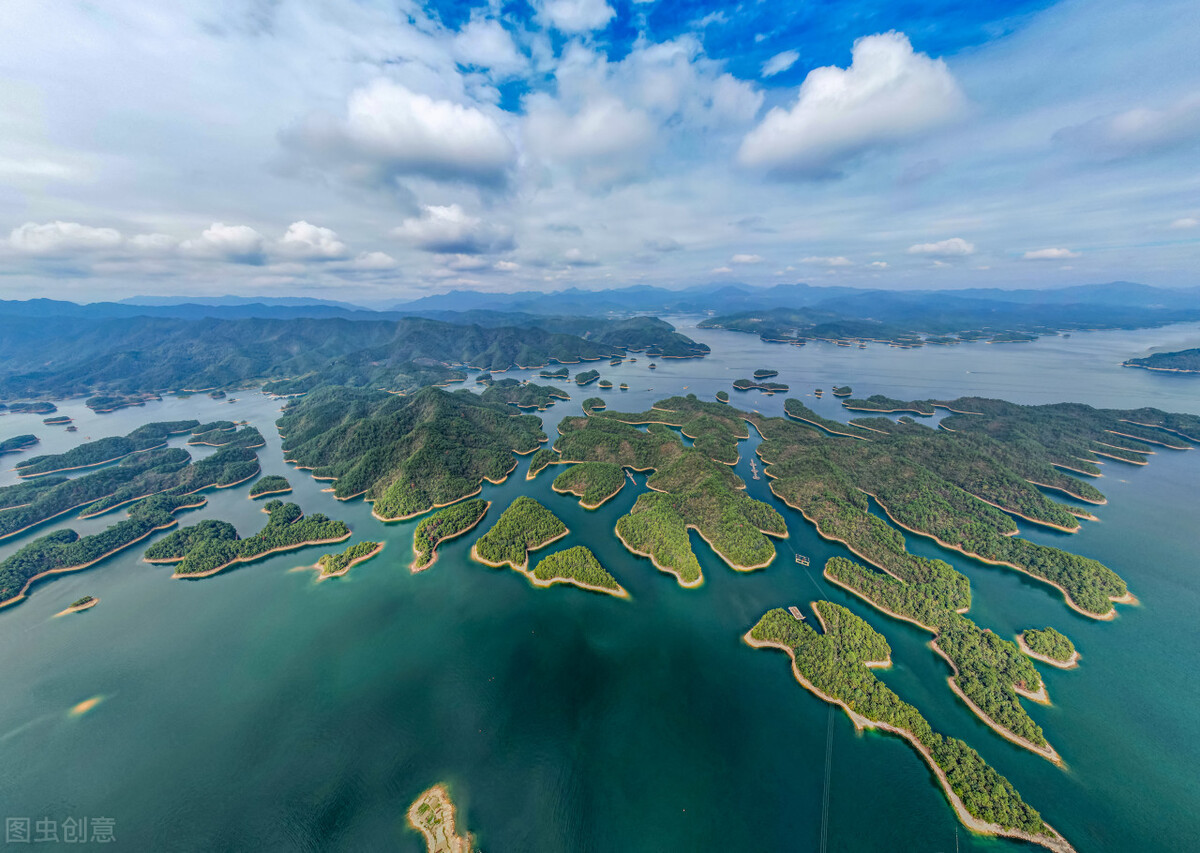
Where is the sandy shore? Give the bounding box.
[743,630,1076,853]
[1024,479,1107,505]
[248,486,292,499]
[551,478,625,509]
[960,490,1081,534]
[410,502,491,573]
[1017,634,1081,669]
[16,445,165,478]
[312,542,384,581]
[169,532,351,579]
[782,410,872,441]
[614,523,704,588]
[469,528,569,572]
[54,597,99,617]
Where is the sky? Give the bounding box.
[0,0,1198,304]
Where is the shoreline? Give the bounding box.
[959,490,1081,534]
[550,479,625,509]
[741,631,1075,853]
[469,527,569,573]
[613,523,704,588]
[248,486,292,499]
[406,783,472,853]
[1024,479,1107,506]
[15,443,168,479]
[782,410,871,441]
[1016,634,1081,670]
[515,563,629,599]
[411,502,491,573]
[167,532,352,579]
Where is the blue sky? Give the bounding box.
[0,0,1197,302]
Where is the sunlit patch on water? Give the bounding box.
[69,695,104,717]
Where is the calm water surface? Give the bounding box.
[0,321,1197,852]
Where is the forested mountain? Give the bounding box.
[1124,347,1200,373]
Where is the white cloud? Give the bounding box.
[524,94,656,185]
[802,255,852,266]
[9,221,122,255]
[738,31,964,177]
[347,251,397,271]
[128,233,179,254]
[535,0,615,34]
[278,221,348,260]
[394,204,514,254]
[287,80,516,187]
[711,266,734,274]
[494,260,520,272]
[907,237,975,257]
[1023,247,1080,260]
[762,50,800,78]
[1169,217,1198,229]
[563,247,600,266]
[1056,94,1200,160]
[453,19,526,78]
[181,223,266,263]
[731,253,763,264]
[868,260,888,269]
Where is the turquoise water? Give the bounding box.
[0,321,1197,852]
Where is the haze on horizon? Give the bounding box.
[1,0,1197,303]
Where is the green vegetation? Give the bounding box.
[531,546,625,595]
[316,541,382,578]
[831,385,852,397]
[582,397,606,412]
[715,390,729,403]
[249,475,292,498]
[526,448,560,478]
[16,420,199,477]
[277,385,545,520]
[86,395,150,413]
[990,332,1036,343]
[539,367,569,379]
[1021,627,1077,663]
[9,401,57,414]
[575,369,601,386]
[619,383,628,390]
[748,603,1056,843]
[842,395,935,415]
[411,499,489,570]
[733,378,789,393]
[69,595,95,608]
[552,462,625,508]
[0,493,202,605]
[472,497,567,569]
[43,416,72,425]
[598,379,613,389]
[595,393,750,464]
[752,369,779,379]
[1124,347,1200,373]
[0,434,38,455]
[145,500,350,577]
[475,372,492,384]
[187,425,265,447]
[782,399,875,439]
[479,379,569,410]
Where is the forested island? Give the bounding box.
[277,386,545,520]
[0,434,38,455]
[313,541,383,579]
[733,378,789,393]
[715,390,729,403]
[832,385,852,397]
[539,367,569,379]
[574,369,601,386]
[249,475,292,498]
[407,784,473,853]
[582,397,605,413]
[15,420,199,477]
[55,595,99,616]
[43,416,72,425]
[471,497,568,570]
[746,604,1073,853]
[1019,627,1079,668]
[1124,347,1200,373]
[552,461,625,508]
[7,401,57,415]
[144,500,350,578]
[753,369,779,379]
[87,394,153,413]
[0,493,205,607]
[529,546,627,597]
[411,499,490,571]
[479,379,569,410]
[842,395,936,415]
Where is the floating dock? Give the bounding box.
[788,606,805,621]
[795,554,810,566]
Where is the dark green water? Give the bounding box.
[1,321,1197,852]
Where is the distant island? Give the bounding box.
[480,378,570,411]
[312,540,383,580]
[411,499,490,572]
[752,369,779,379]
[574,369,601,386]
[715,390,729,403]
[407,784,473,853]
[528,546,627,597]
[249,475,292,498]
[471,497,568,571]
[16,420,200,477]
[733,378,789,393]
[0,434,38,456]
[1124,347,1200,374]
[55,595,99,616]
[552,461,625,508]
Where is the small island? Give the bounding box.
[480,379,569,411]
[1018,627,1080,668]
[529,546,627,597]
[411,499,490,571]
[43,416,72,425]
[86,394,151,413]
[648,362,657,369]
[598,379,613,389]
[539,367,569,379]
[715,390,729,403]
[15,420,201,477]
[9,401,58,415]
[1123,346,1200,374]
[619,382,628,390]
[471,497,568,571]
[752,369,779,379]
[733,378,790,393]
[552,462,625,508]
[582,397,606,413]
[474,372,492,384]
[55,595,99,616]
[842,394,936,415]
[312,540,383,579]
[574,369,601,386]
[407,784,473,853]
[249,475,292,498]
[0,434,39,456]
[832,385,853,397]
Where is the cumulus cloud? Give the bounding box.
[285,80,516,188]
[738,32,964,178]
[1023,247,1079,260]
[181,223,267,263]
[524,94,656,185]
[278,221,348,259]
[907,237,974,257]
[535,0,616,33]
[868,260,888,269]
[1169,217,1198,229]
[563,247,600,266]
[347,251,397,271]
[9,221,123,255]
[645,237,683,252]
[453,19,526,78]
[494,260,520,272]
[128,233,179,254]
[731,253,763,264]
[711,266,734,274]
[394,204,514,254]
[802,255,852,266]
[1055,94,1200,161]
[762,50,800,78]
